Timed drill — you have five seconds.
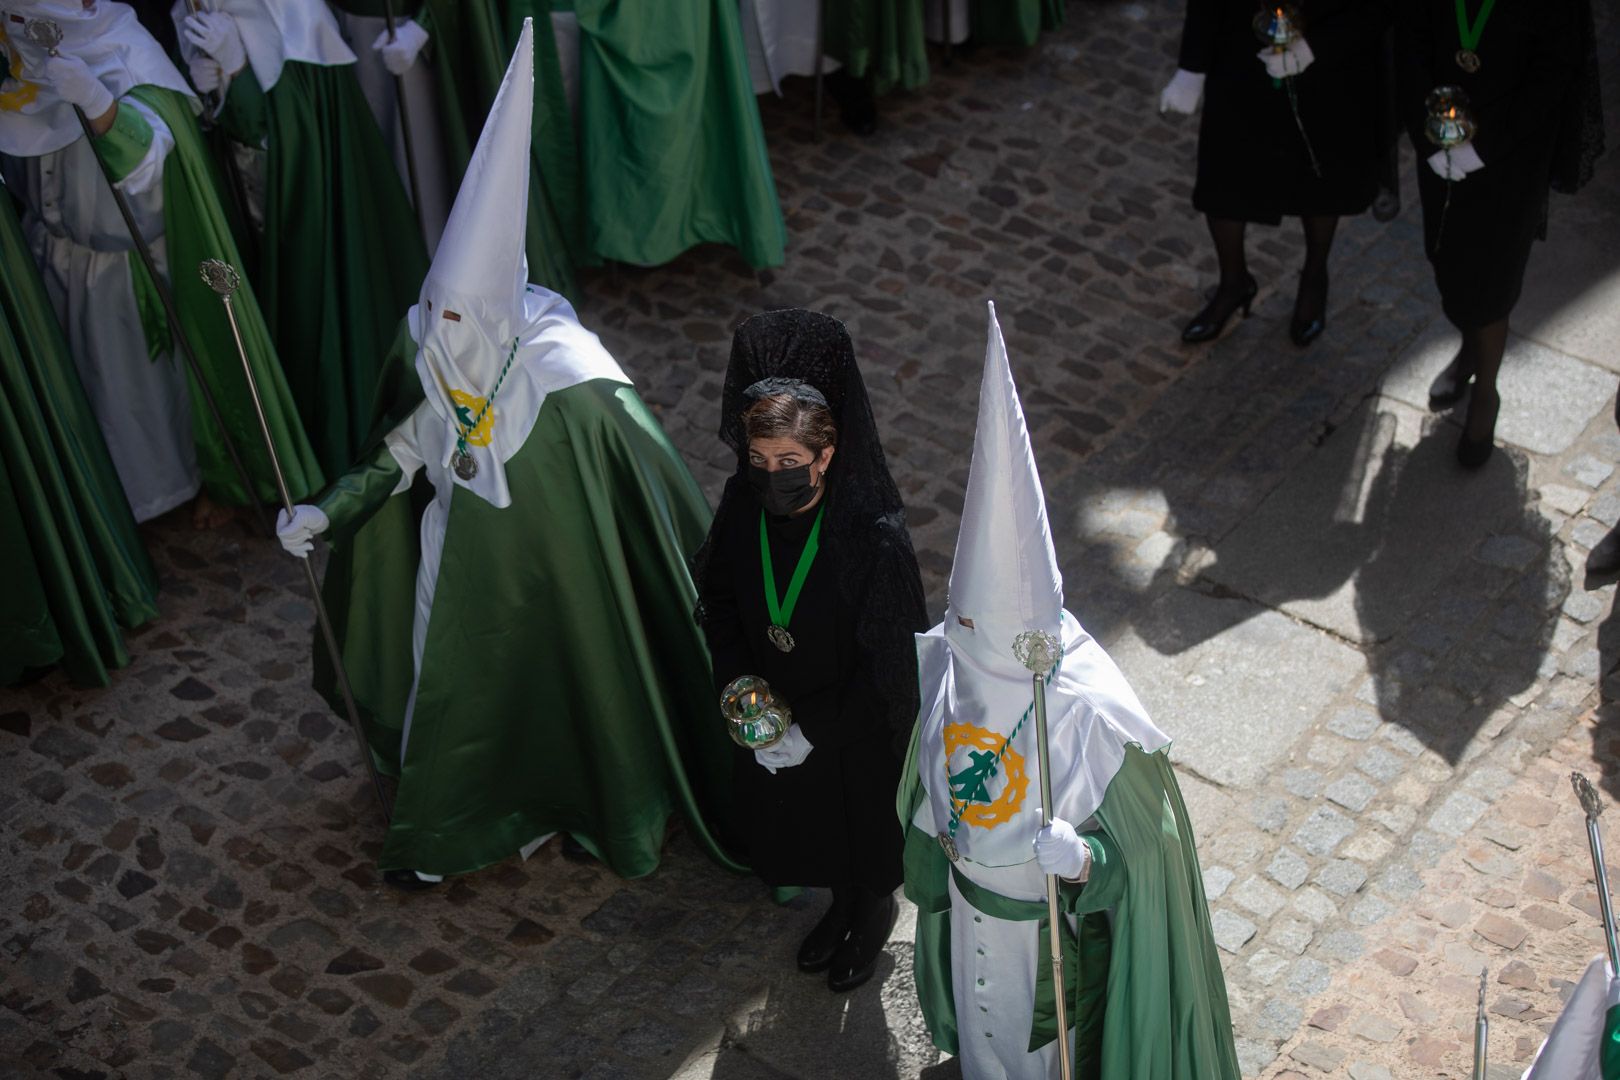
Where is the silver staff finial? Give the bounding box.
[1012,630,1062,677]
[23,18,63,56]
[1574,772,1604,821]
[198,259,241,297]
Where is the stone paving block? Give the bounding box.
[1293,806,1356,858]
[1211,910,1259,954]
[1324,775,1378,813]
[1268,847,1311,891]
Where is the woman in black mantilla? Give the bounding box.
[1161,0,1395,346]
[693,310,929,993]
[1398,0,1604,468]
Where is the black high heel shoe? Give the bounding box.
[1289,271,1328,347]
[797,891,854,973]
[1181,274,1258,343]
[1428,353,1476,409]
[1456,388,1500,469]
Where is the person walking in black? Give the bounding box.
[1398,0,1603,467]
[693,310,929,993]
[1161,0,1395,347]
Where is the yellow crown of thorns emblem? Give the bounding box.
[944,722,1029,829]
[449,390,495,447]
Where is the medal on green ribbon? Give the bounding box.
[1454,0,1496,73]
[759,506,825,653]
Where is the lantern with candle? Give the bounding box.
[1424,85,1476,149]
[1251,2,1321,176]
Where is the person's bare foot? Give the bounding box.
[191,494,236,531]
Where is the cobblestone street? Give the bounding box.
[4,2,1620,1078]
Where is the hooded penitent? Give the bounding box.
[918,302,1168,871]
[0,0,193,156]
[401,14,621,510]
[310,18,737,882]
[902,302,1238,1080]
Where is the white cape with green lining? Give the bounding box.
[1521,956,1620,1080]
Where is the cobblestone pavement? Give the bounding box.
[4,3,1620,1078]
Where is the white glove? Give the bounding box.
[754,724,813,775]
[188,57,223,95]
[43,55,115,117]
[1258,37,1314,79]
[182,12,248,77]
[372,18,430,76]
[1159,68,1205,115]
[275,505,329,559]
[1033,814,1092,882]
[1427,141,1485,181]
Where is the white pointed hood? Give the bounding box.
[945,302,1064,673]
[0,1,195,157]
[170,0,355,93]
[914,302,1168,873]
[403,18,625,508]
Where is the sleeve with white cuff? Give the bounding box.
[373,18,430,76]
[1033,814,1093,882]
[1159,68,1205,115]
[1257,37,1314,79]
[754,724,814,775]
[276,505,330,558]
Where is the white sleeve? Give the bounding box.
[382,406,428,494]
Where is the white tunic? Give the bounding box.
[2,99,199,522]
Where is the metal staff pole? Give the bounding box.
[199,259,394,824]
[1573,773,1620,974]
[1472,967,1488,1080]
[24,18,270,535]
[381,0,426,224]
[1014,629,1073,1080]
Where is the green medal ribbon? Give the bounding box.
[759,505,825,635]
[1454,0,1497,53]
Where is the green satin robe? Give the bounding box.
[0,188,158,687]
[312,325,744,879]
[215,62,428,476]
[970,0,1066,47]
[134,87,324,508]
[825,0,931,95]
[899,739,1242,1079]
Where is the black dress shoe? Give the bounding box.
[828,892,897,993]
[1586,526,1620,580]
[1181,274,1258,343]
[383,868,438,892]
[1289,271,1327,347]
[561,835,596,864]
[826,70,878,136]
[1456,389,1500,470]
[797,891,854,973]
[1428,353,1475,409]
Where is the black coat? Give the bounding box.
[1180,0,1394,223]
[1397,0,1581,328]
[698,490,919,893]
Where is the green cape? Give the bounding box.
[132,87,324,508]
[311,322,745,878]
[899,729,1241,1079]
[215,62,429,476]
[0,188,158,687]
[970,0,1066,47]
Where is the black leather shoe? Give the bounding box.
[1181,274,1258,343]
[383,868,438,892]
[1428,353,1475,409]
[1456,389,1499,470]
[828,892,897,993]
[1289,271,1327,347]
[797,892,854,973]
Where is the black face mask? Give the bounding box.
[748,464,820,516]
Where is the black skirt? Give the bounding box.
[1184,0,1391,223]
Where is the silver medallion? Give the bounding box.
[766,624,796,653]
[938,832,960,863]
[1455,48,1480,73]
[452,447,478,481]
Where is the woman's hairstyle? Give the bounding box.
[741,380,838,454]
